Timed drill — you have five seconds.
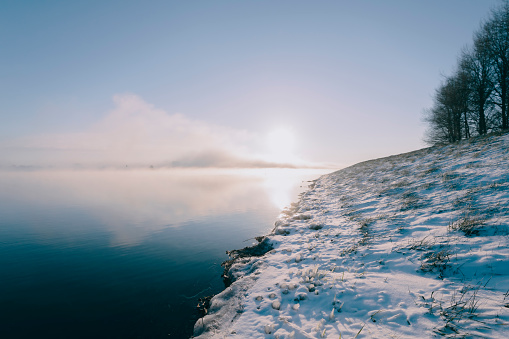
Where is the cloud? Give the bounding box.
[0,94,309,169]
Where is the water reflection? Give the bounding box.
[260,169,314,210]
[0,168,329,246]
[0,167,331,338]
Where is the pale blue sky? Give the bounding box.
[0,0,501,168]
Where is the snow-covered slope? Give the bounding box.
[193,133,509,339]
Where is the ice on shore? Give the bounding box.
[194,133,509,338]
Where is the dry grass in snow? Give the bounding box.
[194,133,509,339]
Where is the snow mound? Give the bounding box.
[193,133,509,338]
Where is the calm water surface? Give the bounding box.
[0,168,328,338]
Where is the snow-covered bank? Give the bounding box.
[193,133,509,338]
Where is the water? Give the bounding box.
[0,168,328,338]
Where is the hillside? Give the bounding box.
[194,133,509,338]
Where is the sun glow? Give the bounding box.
[265,127,298,163]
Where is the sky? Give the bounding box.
[0,0,502,169]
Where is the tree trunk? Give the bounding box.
[503,75,509,129]
[463,111,470,138]
[479,106,487,135]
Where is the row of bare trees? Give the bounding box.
[425,1,509,144]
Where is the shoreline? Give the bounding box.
[193,133,509,338]
[191,176,321,338]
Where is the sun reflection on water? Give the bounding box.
[0,168,331,246]
[258,168,327,210]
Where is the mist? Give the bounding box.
[0,94,314,169]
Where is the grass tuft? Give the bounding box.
[448,212,485,236]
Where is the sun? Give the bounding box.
[265,127,297,162]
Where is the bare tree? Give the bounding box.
[424,69,471,144]
[424,1,509,144]
[455,68,472,139]
[424,105,452,145]
[460,32,495,135]
[485,0,509,130]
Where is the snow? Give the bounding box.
[193,133,509,338]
